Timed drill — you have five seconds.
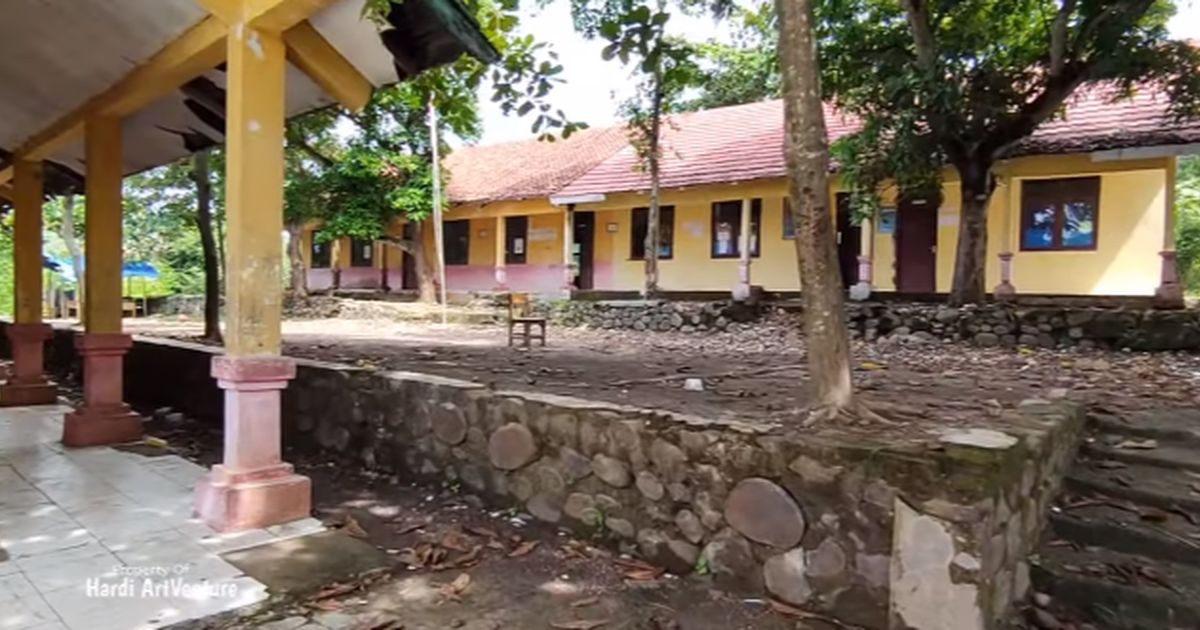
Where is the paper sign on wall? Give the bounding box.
[684,221,705,238]
[878,208,896,235]
[528,227,556,242]
[938,207,960,227]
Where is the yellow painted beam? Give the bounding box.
[225,25,287,356]
[246,0,339,32]
[12,159,44,324]
[0,167,12,187]
[195,0,243,24]
[15,17,226,161]
[84,117,125,335]
[284,21,373,112]
[0,184,13,201]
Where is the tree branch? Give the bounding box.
[1049,0,1078,77]
[377,236,417,254]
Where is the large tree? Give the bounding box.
[778,0,857,418]
[679,1,780,112]
[820,0,1200,304]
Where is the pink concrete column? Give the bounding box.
[1154,250,1185,309]
[0,323,57,406]
[994,252,1016,300]
[194,355,311,532]
[63,334,141,446]
[495,265,508,290]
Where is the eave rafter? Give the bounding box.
[0,0,373,187]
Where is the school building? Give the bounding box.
[303,85,1200,300]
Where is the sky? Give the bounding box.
[472,0,1200,145]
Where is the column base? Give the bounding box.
[62,333,142,447]
[1154,283,1185,309]
[1,323,57,406]
[993,281,1017,301]
[194,463,312,532]
[63,405,142,447]
[848,282,872,301]
[0,380,58,407]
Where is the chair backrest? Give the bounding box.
[508,292,532,318]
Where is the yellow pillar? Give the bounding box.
[1,157,57,406]
[64,114,141,446]
[194,20,310,532]
[494,216,507,288]
[12,159,44,324]
[225,24,287,356]
[84,116,125,334]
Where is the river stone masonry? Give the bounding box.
[23,328,1087,630]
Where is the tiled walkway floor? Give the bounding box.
[0,405,323,630]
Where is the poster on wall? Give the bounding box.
[528,227,556,242]
[938,207,960,227]
[878,208,896,235]
[513,238,525,255]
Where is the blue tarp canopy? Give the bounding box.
[46,259,160,283]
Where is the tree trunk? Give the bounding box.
[413,220,439,303]
[285,222,308,299]
[330,238,342,291]
[777,0,855,416]
[192,151,222,343]
[948,160,994,306]
[59,194,84,320]
[215,205,226,293]
[643,78,664,298]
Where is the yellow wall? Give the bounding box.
[298,153,1169,296]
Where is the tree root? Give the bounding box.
[803,399,897,427]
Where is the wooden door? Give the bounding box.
[835,194,861,288]
[573,211,595,290]
[896,196,937,293]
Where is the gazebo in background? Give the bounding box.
[0,0,497,531]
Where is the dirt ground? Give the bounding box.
[122,311,1187,629]
[126,312,1200,434]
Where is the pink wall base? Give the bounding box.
[63,334,141,447]
[194,355,311,531]
[1,323,56,406]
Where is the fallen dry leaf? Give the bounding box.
[441,528,474,552]
[549,619,609,629]
[440,573,471,600]
[508,540,539,557]
[341,515,369,539]
[466,525,500,539]
[570,596,600,608]
[308,582,357,601]
[1113,438,1158,450]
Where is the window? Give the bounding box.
[1021,177,1100,251]
[630,206,675,260]
[310,235,331,268]
[783,198,795,239]
[711,199,762,258]
[505,216,528,265]
[350,238,374,267]
[444,220,470,265]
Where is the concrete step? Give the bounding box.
[1091,409,1200,447]
[1031,542,1200,629]
[1082,440,1200,473]
[1048,504,1200,568]
[1065,460,1200,514]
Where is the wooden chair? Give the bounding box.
[506,292,546,348]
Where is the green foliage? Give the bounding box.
[819,0,1200,214]
[679,1,780,112]
[1176,156,1200,293]
[0,216,12,316]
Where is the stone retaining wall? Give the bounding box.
[536,298,1200,351]
[24,326,1084,629]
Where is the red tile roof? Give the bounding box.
[450,84,1200,202]
[444,125,629,203]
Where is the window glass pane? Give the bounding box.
[1061,201,1096,248]
[350,238,374,267]
[659,207,674,259]
[310,237,330,268]
[631,208,648,259]
[711,201,740,257]
[444,220,470,265]
[1022,203,1056,250]
[783,198,795,239]
[751,200,762,257]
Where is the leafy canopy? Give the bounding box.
[819,0,1200,213]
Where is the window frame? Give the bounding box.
[349,238,375,268]
[1019,176,1101,252]
[310,235,331,269]
[710,199,762,259]
[630,206,675,260]
[444,220,470,266]
[505,216,529,265]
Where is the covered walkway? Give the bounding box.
[0,0,497,619]
[0,404,323,629]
